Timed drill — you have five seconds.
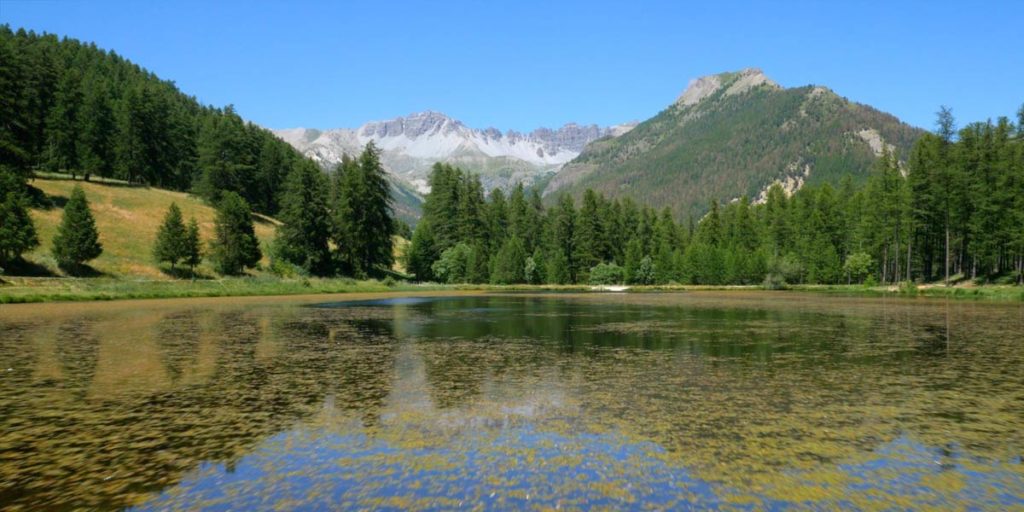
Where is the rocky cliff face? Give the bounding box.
[273,112,633,194]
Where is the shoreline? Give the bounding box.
[1,276,1021,304]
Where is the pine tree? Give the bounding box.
[77,74,115,181]
[275,160,332,275]
[624,237,644,284]
[405,219,439,281]
[0,167,39,265]
[573,189,606,279]
[153,202,188,270]
[333,143,395,277]
[46,68,82,174]
[209,191,261,275]
[52,185,102,271]
[550,194,577,283]
[184,217,202,276]
[491,236,526,284]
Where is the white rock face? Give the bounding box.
[274,111,626,193]
[751,161,812,205]
[676,74,722,106]
[724,68,779,97]
[676,68,778,106]
[856,128,893,157]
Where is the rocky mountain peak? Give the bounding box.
[675,68,779,106]
[359,110,466,139]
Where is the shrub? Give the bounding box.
[762,273,788,290]
[589,262,625,285]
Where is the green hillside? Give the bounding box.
[20,177,279,279]
[548,69,925,218]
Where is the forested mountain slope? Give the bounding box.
[548,68,925,218]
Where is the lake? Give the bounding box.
[1,291,1022,510]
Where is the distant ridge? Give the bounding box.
[274,112,636,194]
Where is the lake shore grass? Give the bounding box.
[2,276,1022,304]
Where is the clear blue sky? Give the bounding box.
[2,0,1021,132]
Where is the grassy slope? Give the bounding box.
[23,177,278,279]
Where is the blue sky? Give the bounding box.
[2,1,1021,132]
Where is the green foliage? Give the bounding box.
[209,192,261,275]
[843,252,873,284]
[524,251,543,285]
[635,256,657,285]
[0,26,302,213]
[184,217,202,274]
[762,273,788,290]
[405,220,439,281]
[275,160,332,275]
[589,262,625,285]
[400,105,1022,289]
[558,71,923,218]
[431,243,473,284]
[491,236,527,284]
[153,203,188,269]
[52,185,102,270]
[332,144,395,277]
[0,167,39,264]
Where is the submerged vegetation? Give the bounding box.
[1,293,1022,509]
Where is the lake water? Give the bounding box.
[1,292,1022,510]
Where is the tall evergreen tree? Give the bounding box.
[275,160,332,275]
[77,73,116,181]
[491,236,527,284]
[0,167,39,265]
[209,191,261,275]
[333,143,395,277]
[405,219,439,281]
[52,185,102,271]
[45,67,82,174]
[153,202,188,270]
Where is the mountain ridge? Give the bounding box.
[548,68,925,217]
[273,111,636,194]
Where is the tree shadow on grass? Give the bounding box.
[158,266,215,280]
[57,263,107,278]
[1,258,60,277]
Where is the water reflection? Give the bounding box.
[0,293,1021,510]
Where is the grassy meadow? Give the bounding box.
[21,176,279,279]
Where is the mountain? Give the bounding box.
[274,112,635,194]
[547,68,925,218]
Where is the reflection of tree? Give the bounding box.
[154,310,202,383]
[55,319,100,398]
[327,316,397,429]
[0,304,400,510]
[1,295,1022,510]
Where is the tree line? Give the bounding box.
[0,143,395,278]
[1,26,396,279]
[404,107,1024,286]
[0,25,302,215]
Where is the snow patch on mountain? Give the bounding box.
[274,111,627,194]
